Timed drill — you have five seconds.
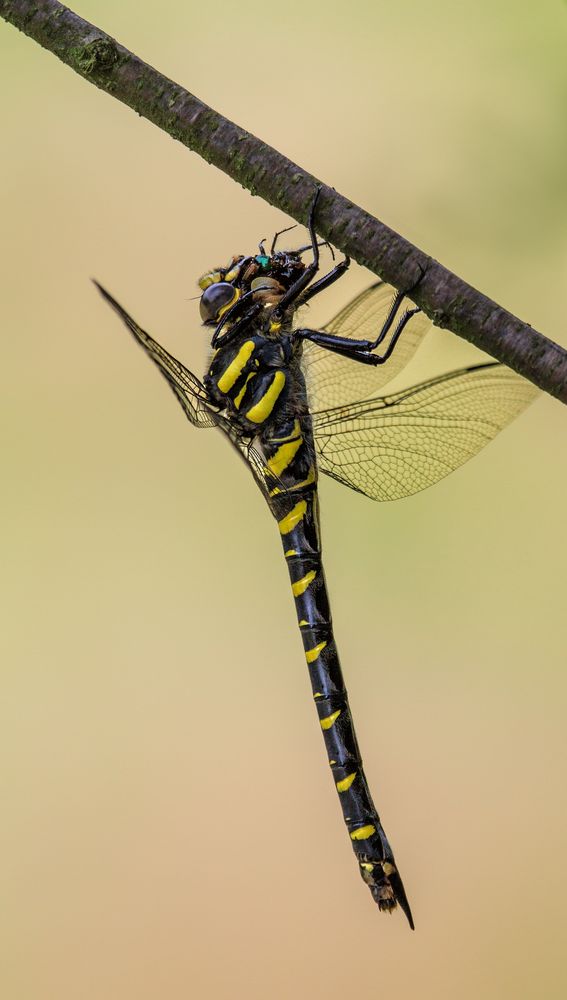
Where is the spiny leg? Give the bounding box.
[297,306,420,366]
[211,290,262,347]
[271,187,323,318]
[332,264,425,351]
[296,240,335,260]
[369,287,407,348]
[270,223,298,254]
[297,254,351,307]
[355,306,421,366]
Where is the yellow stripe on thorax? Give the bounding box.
[217,340,255,393]
[245,370,286,423]
[291,570,316,597]
[278,500,307,535]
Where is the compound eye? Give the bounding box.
[199,282,239,324]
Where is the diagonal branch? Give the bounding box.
[2,0,566,403]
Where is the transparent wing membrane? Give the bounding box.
[313,363,539,501]
[96,281,538,504]
[302,281,432,410]
[94,282,217,429]
[94,283,280,499]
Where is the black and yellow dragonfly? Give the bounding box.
[95,191,537,929]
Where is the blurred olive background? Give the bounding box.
[1,2,566,997]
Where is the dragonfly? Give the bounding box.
[95,189,538,929]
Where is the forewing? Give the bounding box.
[95,283,289,498]
[302,281,432,410]
[94,281,218,429]
[313,363,538,501]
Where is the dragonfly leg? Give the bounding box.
[362,262,426,349]
[369,287,407,348]
[211,296,262,348]
[297,254,351,307]
[352,273,423,351]
[270,223,298,254]
[272,187,322,318]
[362,306,422,365]
[297,306,421,366]
[295,238,335,260]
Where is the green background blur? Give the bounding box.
[1,2,566,997]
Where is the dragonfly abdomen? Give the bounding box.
[271,482,414,927]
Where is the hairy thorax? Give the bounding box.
[205,318,306,435]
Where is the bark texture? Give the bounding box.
[2,0,566,402]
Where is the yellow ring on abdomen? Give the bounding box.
[278,501,307,535]
[305,641,327,663]
[336,772,357,793]
[350,824,376,841]
[320,709,341,730]
[291,570,316,597]
[267,434,303,477]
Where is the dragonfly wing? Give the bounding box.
[95,283,290,498]
[313,362,539,501]
[94,281,218,429]
[301,281,432,410]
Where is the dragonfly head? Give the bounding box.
[197,256,245,326]
[197,247,307,329]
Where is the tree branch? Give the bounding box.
[2,0,565,403]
